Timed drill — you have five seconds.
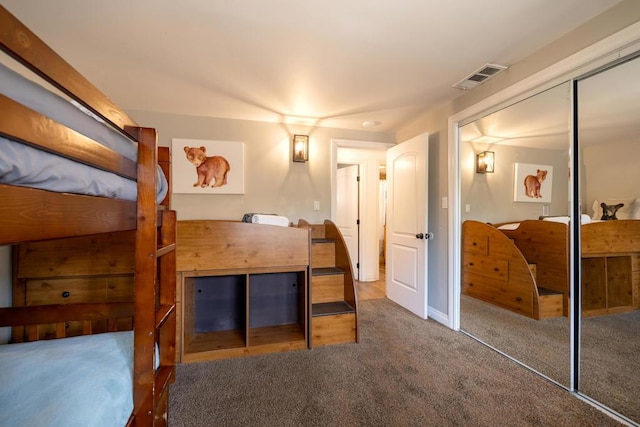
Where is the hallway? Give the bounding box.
[355,266,385,301]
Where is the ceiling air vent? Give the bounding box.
[453,63,507,91]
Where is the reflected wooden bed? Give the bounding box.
[0,5,176,426]
[462,220,567,320]
[462,219,640,319]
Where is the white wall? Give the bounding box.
[583,139,640,212]
[460,142,570,224]
[130,110,394,223]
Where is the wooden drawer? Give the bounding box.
[311,313,356,347]
[463,254,508,282]
[26,277,108,305]
[463,272,534,317]
[25,276,133,305]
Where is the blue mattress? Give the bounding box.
[0,62,167,202]
[0,331,138,427]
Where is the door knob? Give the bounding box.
[415,232,434,240]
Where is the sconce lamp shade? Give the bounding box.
[293,134,309,162]
[476,151,495,173]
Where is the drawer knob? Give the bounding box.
[469,262,474,266]
[516,296,522,302]
[61,291,70,298]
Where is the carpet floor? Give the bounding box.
[168,298,623,427]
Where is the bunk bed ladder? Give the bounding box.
[133,127,177,427]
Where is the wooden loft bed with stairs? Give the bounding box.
[462,220,568,320]
[463,218,640,319]
[174,219,358,362]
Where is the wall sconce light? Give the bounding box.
[476,151,495,173]
[292,134,309,162]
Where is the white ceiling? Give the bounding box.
[2,0,625,133]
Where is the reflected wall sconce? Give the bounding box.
[292,134,309,162]
[476,151,494,173]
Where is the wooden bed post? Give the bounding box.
[132,126,159,424]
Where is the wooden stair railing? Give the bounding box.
[298,219,358,347]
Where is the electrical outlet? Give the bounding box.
[465,204,471,213]
[313,201,320,211]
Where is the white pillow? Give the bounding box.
[542,216,569,224]
[592,198,635,220]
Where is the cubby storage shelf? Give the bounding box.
[176,220,311,362]
[180,269,307,361]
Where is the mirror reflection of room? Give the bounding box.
[459,82,572,387]
[577,54,640,423]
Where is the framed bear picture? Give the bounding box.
[172,138,245,194]
[513,163,553,203]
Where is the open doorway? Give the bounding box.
[331,139,393,299]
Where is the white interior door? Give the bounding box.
[386,133,429,318]
[336,164,359,278]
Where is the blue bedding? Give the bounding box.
[0,332,137,427]
[0,62,168,202]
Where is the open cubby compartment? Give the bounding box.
[183,274,247,355]
[248,271,307,347]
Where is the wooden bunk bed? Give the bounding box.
[0,6,176,427]
[462,218,640,319]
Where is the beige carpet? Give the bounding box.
[168,298,622,427]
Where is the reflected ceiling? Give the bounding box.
[461,57,640,150]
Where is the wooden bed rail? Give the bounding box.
[0,302,134,342]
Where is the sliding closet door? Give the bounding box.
[576,54,640,424]
[459,82,572,387]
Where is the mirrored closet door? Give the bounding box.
[576,54,640,423]
[459,82,572,388]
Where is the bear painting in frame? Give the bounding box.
[172,138,245,194]
[514,162,553,203]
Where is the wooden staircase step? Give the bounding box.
[311,241,336,268]
[311,272,345,304]
[537,287,562,296]
[311,312,356,346]
[299,219,358,348]
[312,267,343,276]
[312,301,355,317]
[537,287,564,319]
[312,238,333,243]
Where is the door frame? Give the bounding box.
[447,21,640,331]
[331,139,394,282]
